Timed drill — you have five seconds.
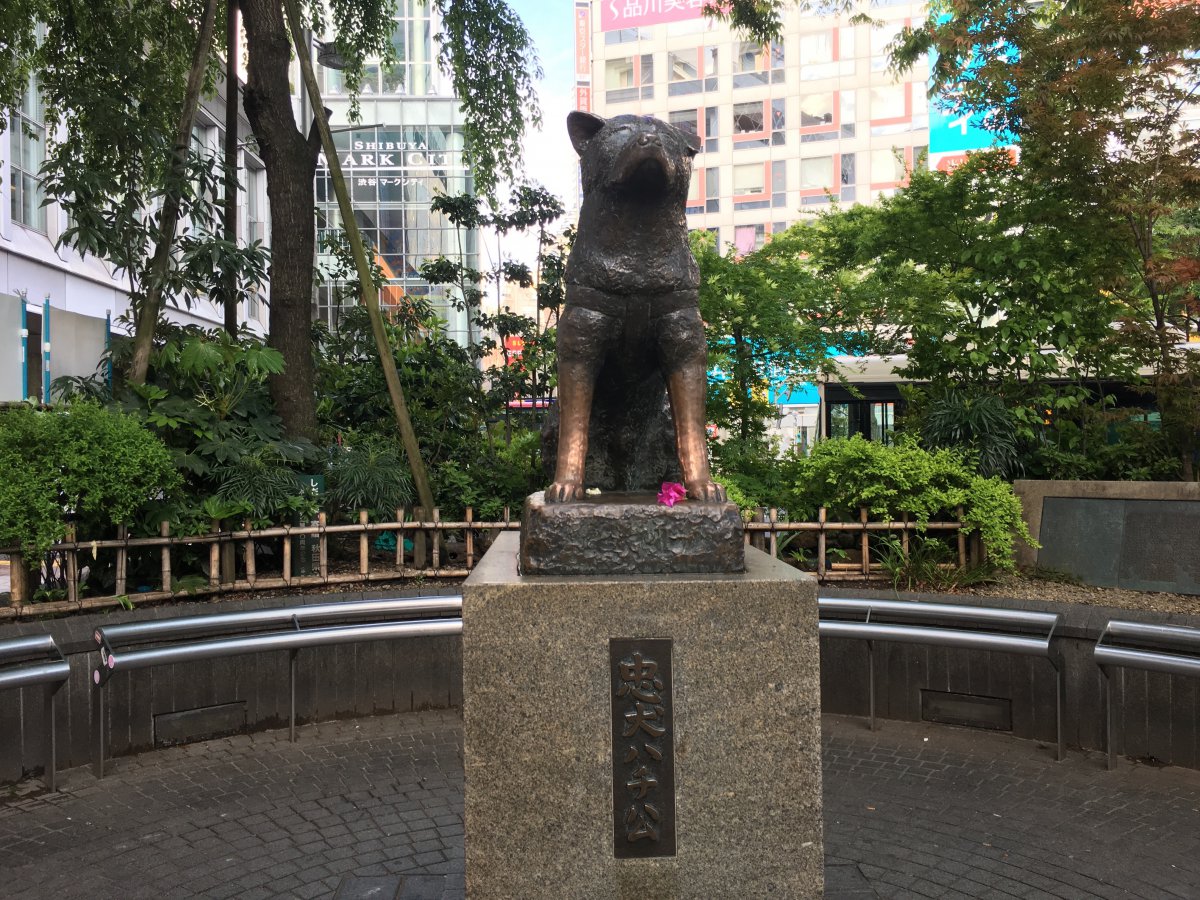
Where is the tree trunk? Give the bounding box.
[281,0,437,513]
[242,0,320,441]
[127,0,219,384]
[223,0,240,336]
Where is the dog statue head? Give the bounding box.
[567,112,700,202]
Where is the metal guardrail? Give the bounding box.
[1094,620,1200,770]
[818,598,1065,761]
[0,634,70,791]
[92,596,463,778]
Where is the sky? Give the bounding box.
[476,0,579,282]
[505,0,579,207]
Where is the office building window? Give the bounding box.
[705,166,720,213]
[871,22,904,71]
[840,90,857,137]
[385,4,435,94]
[733,101,764,134]
[733,99,787,149]
[799,32,833,65]
[799,92,835,128]
[869,83,908,122]
[606,28,645,45]
[670,109,699,137]
[799,31,835,80]
[871,148,907,183]
[10,75,47,233]
[734,223,765,254]
[840,152,856,184]
[667,46,717,96]
[606,54,654,102]
[704,106,720,152]
[733,162,765,195]
[800,156,833,191]
[772,160,787,208]
[733,40,784,88]
[687,168,703,215]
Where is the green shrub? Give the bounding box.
[0,402,179,557]
[325,436,415,520]
[787,436,1035,568]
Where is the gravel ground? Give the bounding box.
[962,570,1200,616]
[830,570,1200,616]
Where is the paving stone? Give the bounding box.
[2,710,1200,898]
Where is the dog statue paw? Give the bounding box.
[686,480,727,503]
[545,481,586,504]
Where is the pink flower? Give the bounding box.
[657,482,687,507]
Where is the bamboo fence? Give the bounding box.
[0,506,971,619]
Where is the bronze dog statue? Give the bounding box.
[545,112,725,505]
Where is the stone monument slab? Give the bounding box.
[519,490,745,576]
[462,532,824,898]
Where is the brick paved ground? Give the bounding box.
[2,710,1198,898]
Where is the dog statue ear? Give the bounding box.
[682,128,701,157]
[567,111,606,155]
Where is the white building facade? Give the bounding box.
[1,68,270,403]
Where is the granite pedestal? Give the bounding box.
[462,531,824,899]
[520,490,745,576]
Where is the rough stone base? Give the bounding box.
[462,532,823,899]
[519,490,745,576]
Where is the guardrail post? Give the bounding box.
[358,510,369,577]
[160,521,171,593]
[289,648,299,742]
[1054,654,1066,762]
[768,508,778,558]
[44,682,58,792]
[318,512,328,580]
[901,513,909,559]
[867,639,876,732]
[466,507,474,570]
[94,676,106,779]
[1102,666,1117,770]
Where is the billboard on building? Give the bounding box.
[926,18,1017,171]
[599,0,705,32]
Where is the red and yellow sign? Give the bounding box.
[575,5,591,77]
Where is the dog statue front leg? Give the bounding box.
[547,305,608,503]
[658,306,726,503]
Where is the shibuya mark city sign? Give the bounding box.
[319,140,467,171]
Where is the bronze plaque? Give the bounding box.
[610,638,676,858]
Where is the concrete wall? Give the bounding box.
[820,587,1200,769]
[1014,480,1200,595]
[0,587,463,785]
[4,585,1200,784]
